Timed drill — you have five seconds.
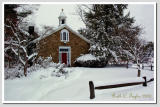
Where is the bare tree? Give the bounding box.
[76,5,88,25]
[40,25,55,37]
[5,19,37,76]
[119,26,144,77]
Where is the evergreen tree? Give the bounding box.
[4,4,20,68]
[78,4,135,62]
[78,4,147,76]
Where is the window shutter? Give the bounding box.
[66,32,68,41]
[68,32,69,41]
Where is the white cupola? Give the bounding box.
[58,9,67,26]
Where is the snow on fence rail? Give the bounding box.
[89,76,154,99]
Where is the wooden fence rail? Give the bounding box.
[142,64,154,71]
[89,77,154,99]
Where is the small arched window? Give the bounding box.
[60,29,69,42]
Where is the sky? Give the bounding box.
[34,4,155,42]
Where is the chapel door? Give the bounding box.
[62,53,67,64]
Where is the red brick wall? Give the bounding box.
[38,27,90,66]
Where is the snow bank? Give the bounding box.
[4,67,154,101]
[76,54,98,61]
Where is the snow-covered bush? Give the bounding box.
[27,56,58,73]
[4,57,72,80]
[37,63,71,79]
[31,58,70,79]
[4,65,23,80]
[74,54,107,67]
[36,56,57,68]
[27,63,41,73]
[51,63,68,77]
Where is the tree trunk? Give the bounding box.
[8,59,11,68]
[24,63,27,77]
[126,60,128,69]
[137,69,141,77]
[137,64,141,77]
[17,45,20,64]
[24,58,28,77]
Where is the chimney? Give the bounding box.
[28,26,34,35]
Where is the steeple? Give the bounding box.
[58,9,67,26]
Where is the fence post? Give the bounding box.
[143,76,147,87]
[142,64,144,69]
[89,81,95,99]
[151,64,153,71]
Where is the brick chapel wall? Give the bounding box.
[38,27,90,66]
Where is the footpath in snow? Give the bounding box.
[4,67,154,101]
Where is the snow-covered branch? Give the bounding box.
[28,53,38,60]
[109,49,118,62]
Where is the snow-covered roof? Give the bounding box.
[34,24,91,44]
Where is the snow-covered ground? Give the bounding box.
[4,67,154,101]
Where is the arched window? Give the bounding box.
[60,29,69,42]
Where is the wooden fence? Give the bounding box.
[89,77,154,99]
[107,64,154,71]
[142,64,154,71]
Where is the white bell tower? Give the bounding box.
[58,9,67,26]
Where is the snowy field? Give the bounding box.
[4,67,154,102]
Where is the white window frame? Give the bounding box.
[60,29,69,42]
[59,46,71,66]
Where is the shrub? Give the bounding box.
[51,63,68,77]
[36,56,57,68]
[74,54,107,67]
[4,57,71,80]
[4,65,23,80]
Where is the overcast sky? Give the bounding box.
[34,4,155,42]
